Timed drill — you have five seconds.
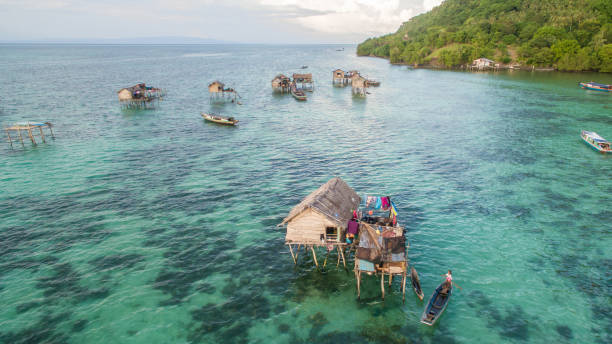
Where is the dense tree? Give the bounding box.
[357,0,612,71]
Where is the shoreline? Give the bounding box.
[357,54,610,74]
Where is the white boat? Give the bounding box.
[581,130,611,154]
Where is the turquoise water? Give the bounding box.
[0,44,611,343]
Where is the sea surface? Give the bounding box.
[0,44,611,344]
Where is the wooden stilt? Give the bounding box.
[323,249,329,269]
[357,270,361,299]
[288,244,297,264]
[27,127,35,145]
[311,246,319,268]
[336,246,341,267]
[402,272,407,303]
[38,127,45,143]
[295,244,301,262]
[389,273,393,287]
[17,129,25,147]
[381,272,385,300]
[340,246,346,268]
[48,125,54,139]
[6,129,13,148]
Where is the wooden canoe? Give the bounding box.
[291,87,307,101]
[201,113,238,126]
[411,267,424,301]
[420,282,452,326]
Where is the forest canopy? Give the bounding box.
[357,0,612,72]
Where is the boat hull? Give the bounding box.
[411,267,424,301]
[291,90,307,101]
[579,83,611,92]
[201,113,238,126]
[582,137,609,153]
[420,282,452,326]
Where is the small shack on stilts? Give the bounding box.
[292,73,314,92]
[4,121,55,148]
[351,74,368,96]
[117,83,165,109]
[208,81,241,104]
[332,69,351,86]
[278,177,361,269]
[354,196,407,300]
[271,74,291,93]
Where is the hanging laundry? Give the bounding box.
[366,196,375,207]
[381,196,390,210]
[347,220,359,235]
[374,197,382,209]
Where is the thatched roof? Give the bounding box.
[292,73,312,81]
[208,80,224,87]
[273,74,290,81]
[280,177,361,226]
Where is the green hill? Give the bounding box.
[357,0,612,72]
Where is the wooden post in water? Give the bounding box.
[339,246,346,268]
[356,270,361,299]
[288,245,297,264]
[380,272,385,300]
[311,245,319,268]
[17,128,25,147]
[38,126,46,143]
[5,129,13,148]
[402,272,407,303]
[27,127,36,145]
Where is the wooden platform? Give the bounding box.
[5,122,54,147]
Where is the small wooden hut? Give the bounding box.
[279,177,361,267]
[117,83,164,109]
[208,81,240,103]
[292,73,314,91]
[271,74,291,93]
[351,74,367,96]
[332,69,349,85]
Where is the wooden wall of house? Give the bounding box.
[285,208,339,243]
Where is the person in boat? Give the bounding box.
[440,270,462,293]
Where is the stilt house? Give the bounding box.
[292,73,314,91]
[280,177,360,246]
[208,80,239,103]
[352,74,367,96]
[271,74,291,93]
[333,69,350,85]
[117,83,164,109]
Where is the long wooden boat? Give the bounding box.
[291,86,307,101]
[366,80,380,87]
[581,130,611,154]
[420,282,452,326]
[579,81,612,92]
[410,267,424,301]
[201,112,238,126]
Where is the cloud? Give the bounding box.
[257,0,435,36]
[423,0,442,11]
[0,0,71,10]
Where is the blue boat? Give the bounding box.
[420,282,452,326]
[581,130,611,154]
[579,81,612,92]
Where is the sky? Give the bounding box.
[0,0,444,43]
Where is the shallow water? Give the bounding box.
[0,44,611,344]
